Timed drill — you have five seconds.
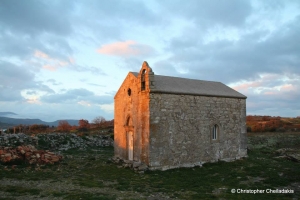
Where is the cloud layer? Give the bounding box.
[0,0,299,121]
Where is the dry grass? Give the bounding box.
[0,132,300,199]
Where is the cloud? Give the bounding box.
[31,50,106,74]
[47,79,62,86]
[1,0,299,120]
[26,97,41,104]
[34,50,50,59]
[42,65,57,71]
[33,50,70,71]
[99,103,114,113]
[229,73,300,116]
[88,83,105,87]
[97,40,155,57]
[78,101,91,107]
[40,88,113,105]
[160,0,252,27]
[0,0,73,36]
[0,61,34,88]
[0,88,25,102]
[154,10,300,84]
[0,101,114,122]
[26,91,37,95]
[0,60,54,102]
[71,65,107,75]
[74,0,158,25]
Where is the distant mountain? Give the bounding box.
[46,120,79,127]
[0,116,79,128]
[0,112,17,117]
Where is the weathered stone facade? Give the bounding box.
[114,61,247,170]
[149,94,247,170]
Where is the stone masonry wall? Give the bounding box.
[114,63,152,164]
[0,133,113,151]
[149,93,247,170]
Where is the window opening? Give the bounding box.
[126,116,132,126]
[141,69,146,91]
[127,88,131,96]
[212,124,218,140]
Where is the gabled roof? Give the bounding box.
[129,72,246,99]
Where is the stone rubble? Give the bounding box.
[0,145,62,165]
[274,148,300,162]
[0,133,114,151]
[111,156,149,172]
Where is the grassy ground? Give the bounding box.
[0,133,300,200]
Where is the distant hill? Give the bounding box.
[0,112,17,117]
[0,116,79,128]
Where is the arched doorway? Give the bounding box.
[125,116,134,160]
[128,131,133,160]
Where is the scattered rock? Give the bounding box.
[138,163,148,171]
[111,156,149,172]
[0,145,62,165]
[274,148,300,162]
[0,133,114,151]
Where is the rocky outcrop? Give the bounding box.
[0,133,113,151]
[0,145,62,165]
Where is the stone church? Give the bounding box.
[114,61,247,170]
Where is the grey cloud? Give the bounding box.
[0,1,73,66]
[0,61,54,101]
[41,88,113,104]
[47,79,62,86]
[0,31,72,62]
[72,65,107,75]
[32,82,55,93]
[0,61,34,89]
[160,0,252,27]
[0,32,32,58]
[38,36,73,61]
[41,89,92,103]
[0,0,73,36]
[0,0,159,64]
[71,0,160,43]
[67,89,94,96]
[76,0,158,25]
[26,91,37,95]
[88,83,105,87]
[0,88,25,101]
[92,95,114,105]
[158,14,300,84]
[247,92,300,117]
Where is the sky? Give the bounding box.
[0,0,299,122]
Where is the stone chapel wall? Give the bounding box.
[148,93,247,170]
[114,72,151,164]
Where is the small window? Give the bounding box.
[212,124,218,140]
[141,82,145,90]
[141,69,146,91]
[127,88,131,96]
